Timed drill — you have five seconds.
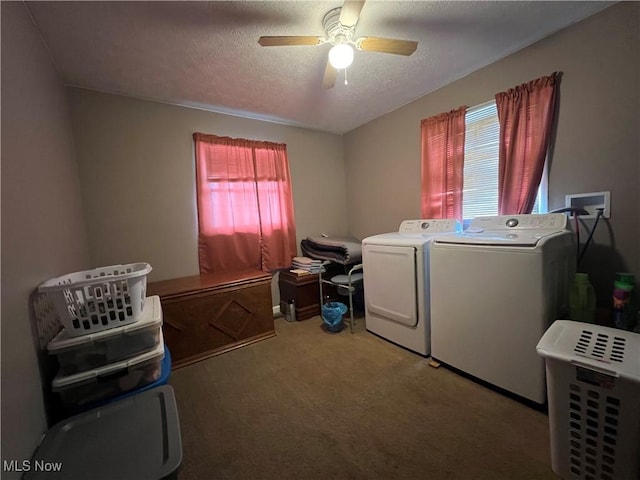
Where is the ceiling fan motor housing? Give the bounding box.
[323,7,355,46]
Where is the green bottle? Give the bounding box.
[569,273,596,323]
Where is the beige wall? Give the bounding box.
[1,2,90,472]
[68,89,348,303]
[344,2,639,307]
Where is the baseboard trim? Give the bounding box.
[273,305,281,317]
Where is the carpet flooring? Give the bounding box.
[169,315,558,480]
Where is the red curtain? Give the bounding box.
[193,133,297,275]
[496,72,559,214]
[420,106,467,220]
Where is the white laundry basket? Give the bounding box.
[536,320,640,480]
[38,263,152,337]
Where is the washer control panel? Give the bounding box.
[470,214,568,231]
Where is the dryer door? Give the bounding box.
[363,244,417,327]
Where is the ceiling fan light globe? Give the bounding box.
[328,44,354,70]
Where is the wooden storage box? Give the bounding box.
[148,270,274,368]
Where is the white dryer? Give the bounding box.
[429,213,575,404]
[362,219,461,356]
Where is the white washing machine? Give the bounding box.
[362,219,461,356]
[430,213,575,404]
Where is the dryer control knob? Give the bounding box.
[506,218,519,227]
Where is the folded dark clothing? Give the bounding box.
[300,236,362,265]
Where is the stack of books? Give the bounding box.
[291,256,324,275]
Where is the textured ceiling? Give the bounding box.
[25,1,612,134]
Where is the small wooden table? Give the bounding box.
[148,270,275,369]
[278,270,339,321]
[278,270,322,321]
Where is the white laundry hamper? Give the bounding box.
[38,263,152,337]
[536,320,640,480]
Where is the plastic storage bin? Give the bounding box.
[38,262,152,337]
[53,334,165,411]
[48,295,163,375]
[536,320,640,480]
[84,346,172,411]
[25,385,182,480]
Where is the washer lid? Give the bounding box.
[434,229,564,246]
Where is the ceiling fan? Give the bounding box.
[258,0,418,89]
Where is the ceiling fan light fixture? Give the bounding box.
[328,43,354,70]
[257,1,418,89]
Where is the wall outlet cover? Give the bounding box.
[565,191,610,219]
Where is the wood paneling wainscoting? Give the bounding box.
[148,270,275,369]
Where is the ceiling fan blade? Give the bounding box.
[339,0,366,27]
[258,36,323,47]
[322,60,337,89]
[356,37,417,56]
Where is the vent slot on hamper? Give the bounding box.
[566,383,622,480]
[573,328,627,363]
[537,320,640,480]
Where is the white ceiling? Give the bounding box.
[25,1,612,134]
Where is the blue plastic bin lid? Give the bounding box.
[25,385,182,480]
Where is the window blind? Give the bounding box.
[463,101,546,219]
[463,102,500,219]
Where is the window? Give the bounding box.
[206,179,284,234]
[193,133,297,274]
[463,101,547,220]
